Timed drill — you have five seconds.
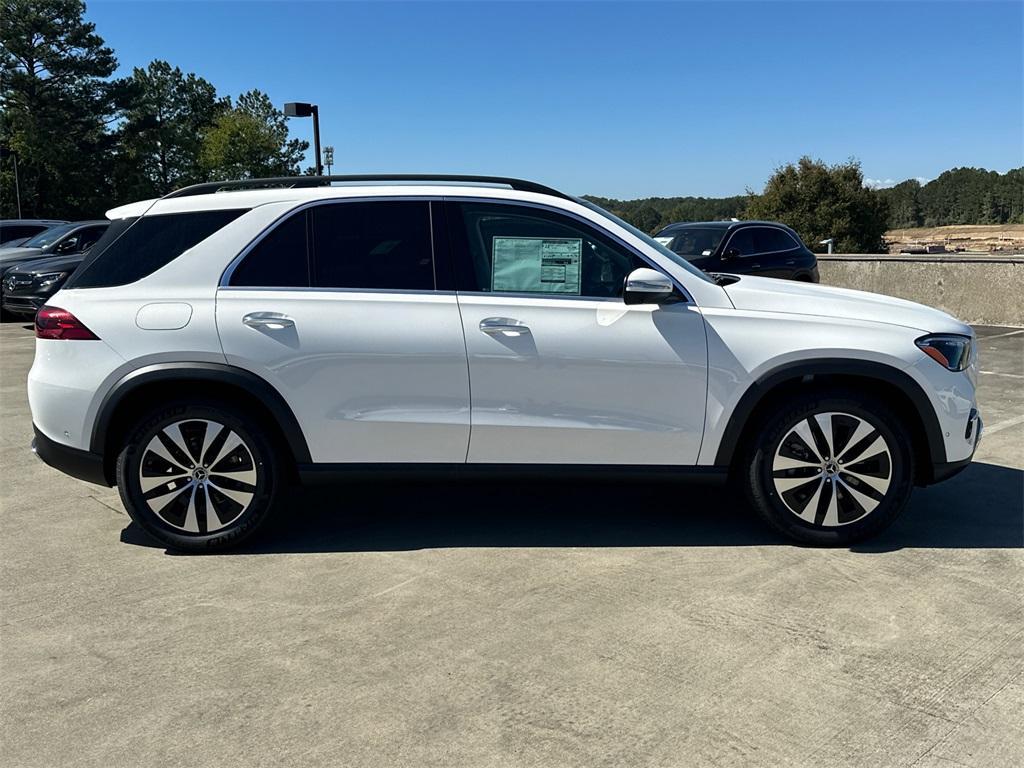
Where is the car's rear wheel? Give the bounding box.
[743,391,914,545]
[116,402,280,552]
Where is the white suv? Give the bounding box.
[28,175,982,551]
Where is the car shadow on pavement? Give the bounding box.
[120,461,1023,554]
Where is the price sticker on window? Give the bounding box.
[491,237,582,294]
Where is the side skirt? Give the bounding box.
[297,463,729,485]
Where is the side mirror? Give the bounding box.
[721,247,740,261]
[623,267,675,305]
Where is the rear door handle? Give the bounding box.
[479,317,530,336]
[243,312,294,330]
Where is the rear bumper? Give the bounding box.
[32,425,110,486]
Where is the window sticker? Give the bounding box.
[653,236,674,246]
[491,237,582,294]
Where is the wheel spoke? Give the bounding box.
[813,413,835,459]
[149,481,194,514]
[182,485,200,533]
[209,431,244,466]
[791,420,824,463]
[837,419,875,463]
[839,465,890,495]
[817,479,840,527]
[140,471,188,494]
[773,454,821,471]
[145,438,189,472]
[165,423,197,464]
[774,473,823,492]
[207,479,254,508]
[796,477,826,523]
[836,476,881,514]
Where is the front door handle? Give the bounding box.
[479,317,530,336]
[243,312,295,330]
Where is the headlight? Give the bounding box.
[916,334,972,372]
[36,271,68,287]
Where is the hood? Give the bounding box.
[7,252,85,275]
[0,246,44,265]
[723,276,971,335]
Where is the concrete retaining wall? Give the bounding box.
[817,255,1023,327]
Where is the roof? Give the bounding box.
[106,175,572,220]
[657,220,795,232]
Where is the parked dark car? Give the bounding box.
[653,220,819,281]
[0,219,68,248]
[0,220,108,320]
[0,220,108,279]
[1,252,87,318]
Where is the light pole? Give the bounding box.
[323,146,334,175]
[819,238,834,255]
[284,102,322,176]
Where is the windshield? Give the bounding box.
[658,227,727,257]
[573,197,714,284]
[22,223,79,248]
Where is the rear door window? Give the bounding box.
[310,201,434,290]
[754,227,800,253]
[68,210,247,288]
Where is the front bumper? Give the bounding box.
[2,294,44,317]
[32,425,110,486]
[928,410,982,484]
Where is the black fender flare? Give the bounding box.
[713,358,946,467]
[91,362,312,463]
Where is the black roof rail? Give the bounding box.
[163,174,571,201]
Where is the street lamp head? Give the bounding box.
[284,102,315,118]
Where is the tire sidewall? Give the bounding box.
[116,402,279,552]
[747,393,914,545]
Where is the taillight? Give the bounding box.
[35,306,99,340]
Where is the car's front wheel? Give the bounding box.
[116,402,281,552]
[743,391,914,545]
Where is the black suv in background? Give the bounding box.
[653,220,819,281]
[0,220,108,320]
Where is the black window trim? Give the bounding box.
[722,224,802,259]
[441,196,691,304]
[220,196,444,294]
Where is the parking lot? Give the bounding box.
[1,320,1021,767]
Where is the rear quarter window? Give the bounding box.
[67,209,247,289]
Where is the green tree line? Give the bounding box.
[590,163,1022,245]
[1,0,308,219]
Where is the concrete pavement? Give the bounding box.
[1,321,1021,767]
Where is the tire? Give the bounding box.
[116,401,282,552]
[742,390,914,546]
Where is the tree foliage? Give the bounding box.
[745,158,889,252]
[1,0,117,217]
[583,195,748,234]
[879,167,1024,228]
[200,91,308,180]
[113,60,227,199]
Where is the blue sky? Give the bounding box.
[85,0,1023,198]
